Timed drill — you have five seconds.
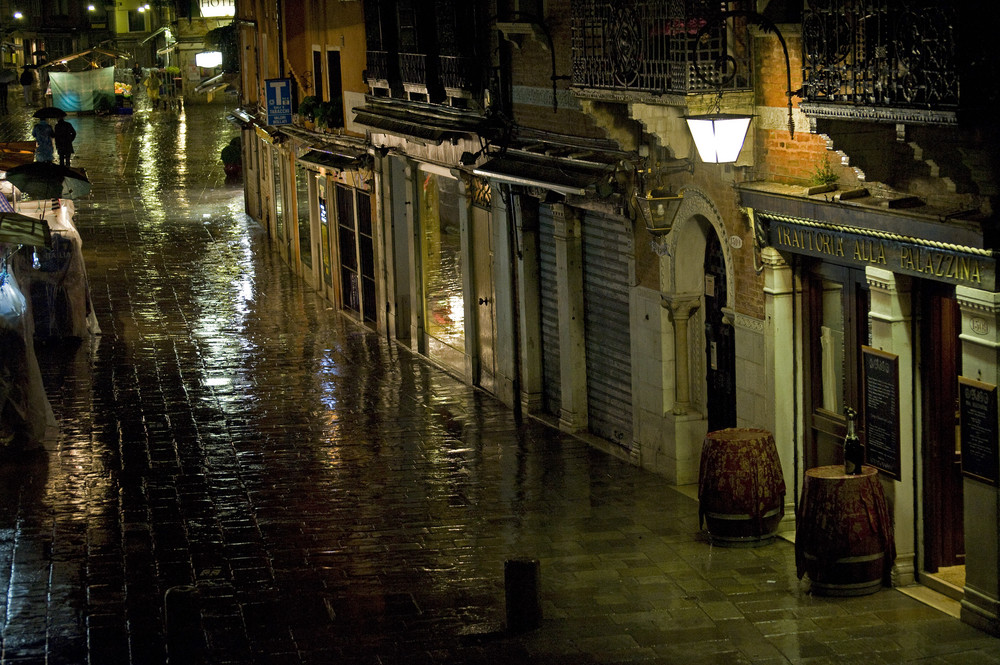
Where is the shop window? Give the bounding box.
[419,172,464,354]
[295,165,312,269]
[805,263,869,469]
[271,148,284,240]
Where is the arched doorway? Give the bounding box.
[704,232,736,431]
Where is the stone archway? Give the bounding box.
[654,187,736,484]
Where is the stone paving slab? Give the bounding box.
[0,91,998,664]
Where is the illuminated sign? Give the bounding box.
[195,51,222,68]
[265,78,292,126]
[199,0,235,18]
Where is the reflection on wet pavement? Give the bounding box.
[0,95,999,665]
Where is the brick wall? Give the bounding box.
[754,27,853,187]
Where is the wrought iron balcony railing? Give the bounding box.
[801,0,959,116]
[439,55,479,93]
[570,0,751,98]
[366,50,391,83]
[399,52,429,88]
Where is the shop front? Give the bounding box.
[743,183,1000,634]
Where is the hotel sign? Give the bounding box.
[767,218,996,290]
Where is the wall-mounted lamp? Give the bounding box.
[684,10,798,164]
[13,11,23,19]
[635,188,684,236]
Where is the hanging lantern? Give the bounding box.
[635,187,684,236]
[685,113,753,164]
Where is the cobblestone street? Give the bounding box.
[1,92,999,664]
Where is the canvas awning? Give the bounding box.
[297,150,362,171]
[352,98,488,145]
[44,47,130,71]
[474,152,614,196]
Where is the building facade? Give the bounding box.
[233,0,1000,636]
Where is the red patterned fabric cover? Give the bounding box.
[795,465,896,581]
[698,428,786,533]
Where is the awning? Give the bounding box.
[352,98,488,145]
[738,183,991,250]
[141,27,171,45]
[44,47,131,70]
[474,152,613,196]
[297,150,361,171]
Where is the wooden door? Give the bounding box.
[922,285,964,570]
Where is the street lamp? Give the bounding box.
[684,10,797,164]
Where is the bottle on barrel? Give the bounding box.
[843,406,863,475]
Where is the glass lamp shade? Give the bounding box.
[685,113,752,163]
[636,189,684,236]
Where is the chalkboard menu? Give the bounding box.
[862,346,901,479]
[960,377,998,486]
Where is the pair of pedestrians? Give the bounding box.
[32,117,76,166]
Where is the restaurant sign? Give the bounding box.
[766,216,996,290]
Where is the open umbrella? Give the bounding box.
[0,212,51,248]
[32,106,66,120]
[0,70,16,84]
[5,162,90,200]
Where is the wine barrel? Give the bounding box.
[795,465,896,596]
[698,428,786,546]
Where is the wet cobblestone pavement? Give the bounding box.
[2,93,1000,664]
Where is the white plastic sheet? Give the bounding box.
[49,67,115,112]
[13,199,101,337]
[0,256,57,450]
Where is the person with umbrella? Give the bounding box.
[0,68,15,114]
[31,107,65,164]
[32,118,54,163]
[53,118,76,167]
[19,66,34,106]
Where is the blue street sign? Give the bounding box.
[265,78,292,126]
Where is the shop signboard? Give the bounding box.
[960,376,999,485]
[862,346,901,479]
[265,78,292,126]
[765,216,996,291]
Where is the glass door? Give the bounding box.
[804,263,870,469]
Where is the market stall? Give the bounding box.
[42,47,131,113]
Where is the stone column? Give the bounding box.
[956,286,1000,636]
[866,267,914,587]
[553,204,588,432]
[762,247,797,526]
[663,295,701,415]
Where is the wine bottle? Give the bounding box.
[844,406,863,475]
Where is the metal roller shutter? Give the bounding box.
[538,204,561,418]
[582,210,633,450]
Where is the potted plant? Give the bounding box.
[315,99,343,131]
[807,155,839,195]
[221,136,242,178]
[297,95,318,129]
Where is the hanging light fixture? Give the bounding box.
[635,187,684,236]
[685,113,752,164]
[684,10,797,164]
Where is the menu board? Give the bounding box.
[862,346,901,479]
[960,377,999,486]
